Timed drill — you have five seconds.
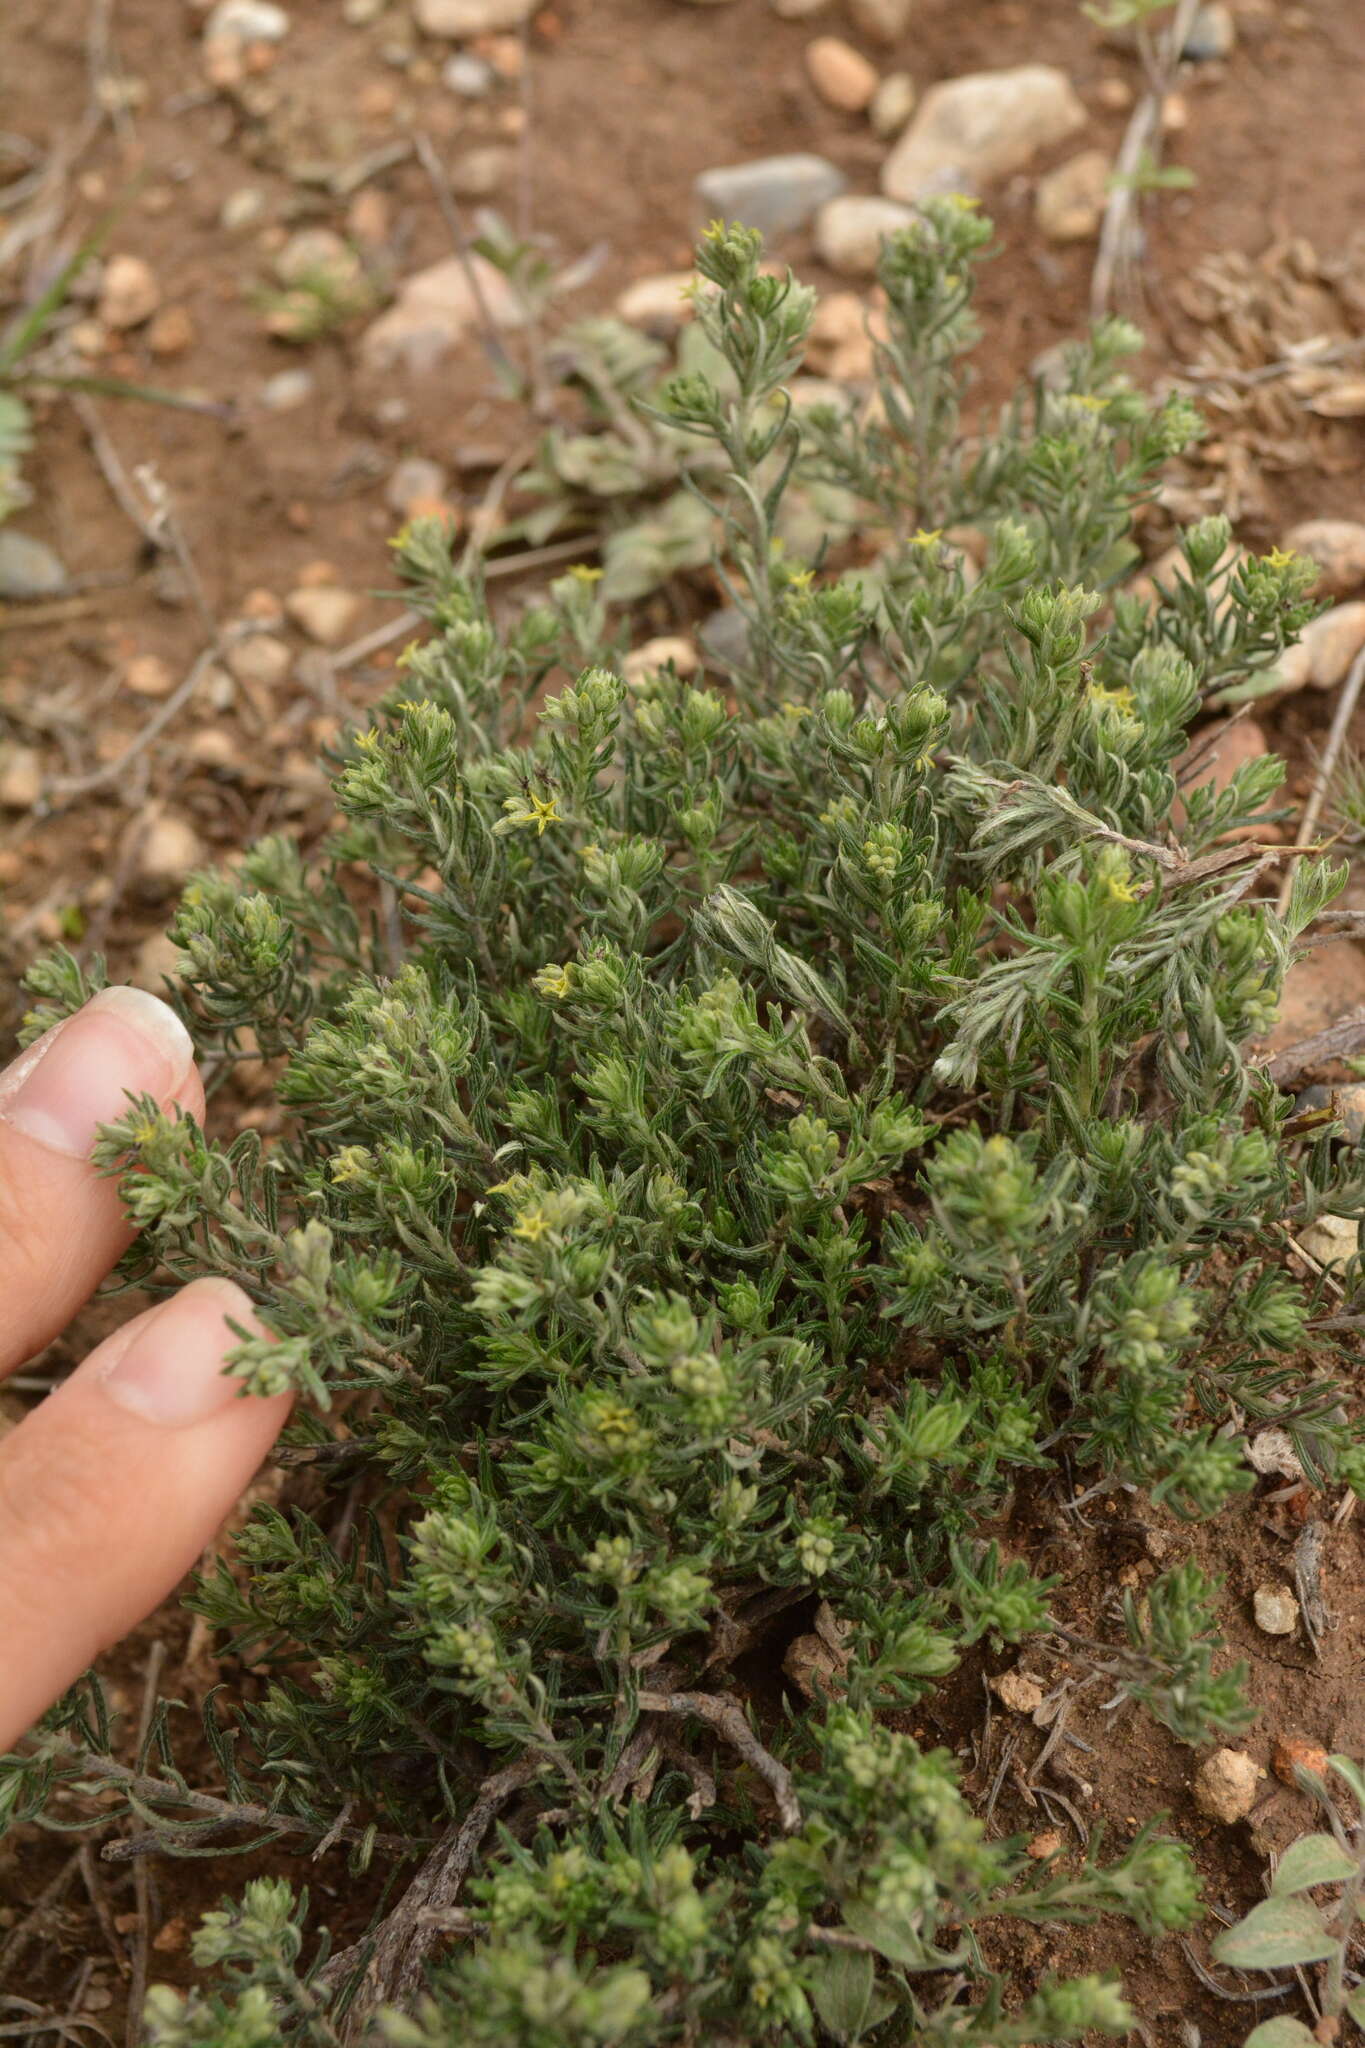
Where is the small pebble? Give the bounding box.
[869,70,916,137]
[98,253,161,330]
[1253,1584,1299,1637]
[0,530,68,599]
[259,368,315,411]
[1194,1748,1261,1824]
[1298,1212,1358,1268]
[1273,1734,1328,1786]
[135,812,203,892]
[0,747,42,810]
[387,456,450,515]
[1183,0,1236,59]
[220,187,267,231]
[286,585,359,646]
[122,654,176,699]
[847,0,912,36]
[806,35,879,112]
[814,194,914,275]
[1035,148,1111,242]
[1026,1828,1063,1860]
[442,51,495,95]
[622,636,701,684]
[1283,520,1365,599]
[147,306,196,356]
[615,271,696,337]
[227,634,292,688]
[448,146,511,196]
[991,1669,1043,1716]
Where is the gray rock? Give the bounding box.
[259,368,315,411]
[442,52,494,94]
[286,586,360,646]
[135,812,204,893]
[1294,1083,1365,1145]
[448,146,511,197]
[1184,1,1235,59]
[814,194,914,276]
[414,0,532,33]
[0,529,68,600]
[694,154,846,242]
[700,605,751,671]
[882,64,1087,204]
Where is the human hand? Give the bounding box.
[0,988,291,1749]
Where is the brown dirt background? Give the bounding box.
[4,0,1365,2041]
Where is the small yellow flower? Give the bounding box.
[1071,394,1107,412]
[909,527,944,550]
[503,791,562,835]
[944,193,981,210]
[512,1206,552,1243]
[354,727,381,753]
[330,1146,373,1185]
[1263,546,1302,572]
[566,563,604,586]
[1103,869,1139,905]
[533,963,575,1001]
[785,567,815,590]
[1088,682,1137,717]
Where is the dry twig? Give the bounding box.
[635,1688,802,1834]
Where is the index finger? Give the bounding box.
[0,987,204,1377]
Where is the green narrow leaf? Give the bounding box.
[1271,1832,1357,1895]
[1211,1894,1337,1970]
[1345,1983,1365,2025]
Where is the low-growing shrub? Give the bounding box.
[7,207,1364,2045]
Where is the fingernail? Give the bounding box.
[0,986,193,1160]
[99,1278,259,1427]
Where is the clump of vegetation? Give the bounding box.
[6,205,1361,2044]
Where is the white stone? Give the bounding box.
[814,195,914,276]
[203,0,289,41]
[1299,1212,1359,1268]
[413,0,532,34]
[1253,1584,1299,1637]
[1194,1749,1261,1824]
[882,63,1087,203]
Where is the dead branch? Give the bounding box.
[635,1689,802,1834]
